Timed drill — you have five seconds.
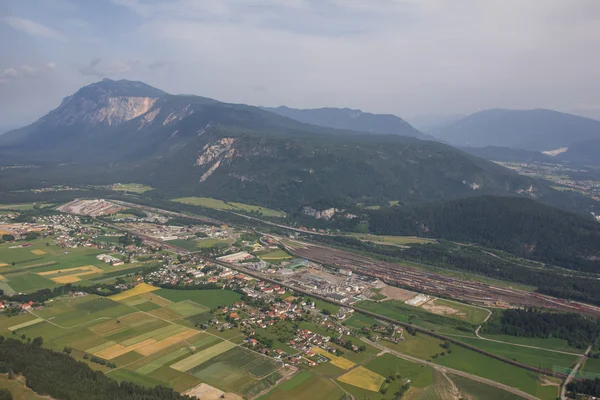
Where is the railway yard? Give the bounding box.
[277,237,600,318]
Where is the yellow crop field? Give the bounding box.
[171,341,236,372]
[31,249,46,255]
[38,265,104,283]
[53,275,82,283]
[136,329,198,356]
[312,347,355,370]
[110,283,159,301]
[0,263,8,268]
[337,366,385,391]
[95,338,157,359]
[0,275,4,280]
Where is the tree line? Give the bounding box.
[0,337,191,400]
[481,308,600,350]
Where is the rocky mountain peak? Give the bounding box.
[40,79,167,128]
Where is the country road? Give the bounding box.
[363,338,540,400]
[561,345,592,400]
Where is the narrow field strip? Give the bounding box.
[86,340,118,354]
[121,324,182,346]
[171,341,236,372]
[135,329,198,356]
[95,338,156,359]
[110,283,158,301]
[8,317,44,332]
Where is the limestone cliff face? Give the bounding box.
[44,95,159,127]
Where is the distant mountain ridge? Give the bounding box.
[432,108,600,152]
[0,79,595,216]
[263,105,426,139]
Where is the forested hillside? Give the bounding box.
[481,308,600,349]
[368,196,600,271]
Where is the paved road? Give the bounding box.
[363,338,540,400]
[561,345,592,400]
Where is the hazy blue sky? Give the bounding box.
[1,0,600,127]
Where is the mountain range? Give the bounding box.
[263,106,426,139]
[0,79,596,217]
[430,108,600,156]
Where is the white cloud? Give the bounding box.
[1,16,67,41]
[2,68,18,78]
[46,62,58,69]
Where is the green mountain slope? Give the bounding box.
[264,105,426,138]
[0,79,594,215]
[368,196,600,271]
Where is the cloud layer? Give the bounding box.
[1,0,600,126]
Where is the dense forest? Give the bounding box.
[312,235,600,306]
[567,378,600,397]
[368,196,600,272]
[0,337,190,400]
[481,308,600,349]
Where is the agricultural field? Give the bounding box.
[110,183,154,193]
[258,372,344,400]
[311,346,355,370]
[355,299,478,336]
[155,288,242,309]
[168,238,232,251]
[0,203,54,211]
[477,333,583,353]
[1,288,284,397]
[344,313,380,330]
[172,197,285,218]
[420,298,490,324]
[0,238,145,293]
[450,374,531,400]
[458,337,578,370]
[582,358,600,375]
[351,233,436,245]
[434,345,559,400]
[337,366,385,391]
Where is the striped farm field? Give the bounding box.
[110,283,159,301]
[136,347,192,375]
[96,338,156,359]
[135,329,198,356]
[337,366,385,392]
[86,340,118,354]
[149,307,184,321]
[171,341,236,372]
[7,317,44,332]
[121,324,184,346]
[312,347,355,370]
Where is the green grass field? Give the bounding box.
[458,337,578,370]
[421,298,490,324]
[583,358,600,375]
[173,197,285,217]
[477,333,582,353]
[435,346,559,400]
[259,249,292,260]
[351,233,436,245]
[155,289,242,309]
[450,374,527,400]
[259,372,344,400]
[356,299,477,335]
[110,183,154,193]
[344,313,381,330]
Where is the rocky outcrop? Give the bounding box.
[301,206,339,220]
[45,95,159,127]
[196,138,236,166]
